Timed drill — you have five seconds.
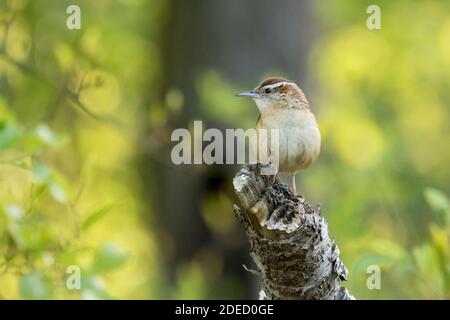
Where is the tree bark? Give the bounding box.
[233,163,355,300]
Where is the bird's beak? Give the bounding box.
[235,91,259,98]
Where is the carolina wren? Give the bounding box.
[237,77,321,194]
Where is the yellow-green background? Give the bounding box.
[0,0,449,299]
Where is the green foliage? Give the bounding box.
[19,272,52,300]
[0,114,129,299]
[0,121,21,151]
[424,188,449,226]
[354,190,450,298]
[81,204,114,231]
[0,1,152,299]
[80,275,110,300]
[90,244,127,274]
[310,0,450,299]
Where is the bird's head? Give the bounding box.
[236,77,309,113]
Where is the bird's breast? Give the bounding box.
[256,109,321,173]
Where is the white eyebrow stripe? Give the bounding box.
[262,81,290,90]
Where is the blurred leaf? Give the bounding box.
[413,244,441,277]
[35,124,58,146]
[90,244,127,273]
[429,224,449,262]
[369,239,409,262]
[6,18,31,62]
[4,203,24,220]
[31,184,48,201]
[19,272,52,299]
[354,240,415,274]
[424,188,449,226]
[0,121,21,151]
[54,42,75,72]
[32,164,51,184]
[82,204,114,231]
[9,217,58,251]
[412,243,446,296]
[81,275,110,300]
[48,182,67,203]
[32,164,68,203]
[424,188,449,212]
[23,124,60,151]
[354,253,395,274]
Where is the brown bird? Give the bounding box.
[237,77,321,194]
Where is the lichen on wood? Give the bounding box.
[233,163,355,300]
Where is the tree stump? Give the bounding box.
[233,163,355,300]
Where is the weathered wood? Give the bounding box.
[233,163,355,300]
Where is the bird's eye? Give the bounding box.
[265,88,272,94]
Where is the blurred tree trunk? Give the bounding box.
[139,0,316,298]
